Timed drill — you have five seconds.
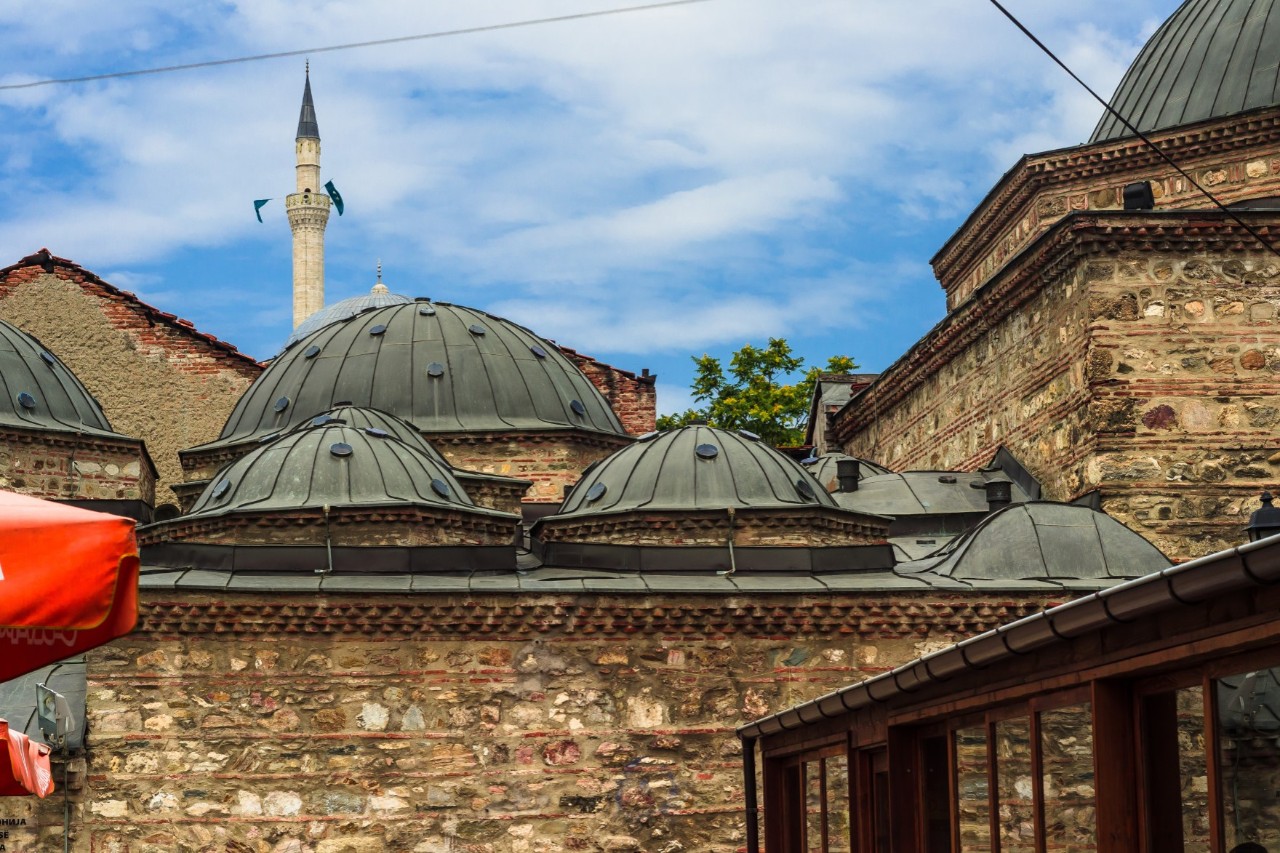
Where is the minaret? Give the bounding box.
[286,65,331,328]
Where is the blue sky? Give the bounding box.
[0,0,1177,414]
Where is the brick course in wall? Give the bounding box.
[431,431,633,504]
[0,425,154,504]
[0,250,262,509]
[557,346,657,436]
[11,588,1059,853]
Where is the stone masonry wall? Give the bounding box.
[0,253,262,509]
[842,255,1094,503]
[1085,251,1280,558]
[434,433,631,504]
[935,108,1280,310]
[0,428,154,505]
[8,589,1059,853]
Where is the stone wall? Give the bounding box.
[934,107,1280,310]
[0,252,262,510]
[836,214,1280,560]
[1085,250,1280,558]
[10,589,1060,853]
[839,228,1096,503]
[432,432,632,504]
[0,427,154,505]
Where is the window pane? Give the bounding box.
[995,718,1037,852]
[827,753,851,853]
[1178,686,1210,852]
[1217,669,1280,850]
[1040,703,1096,852]
[806,759,825,852]
[955,726,992,852]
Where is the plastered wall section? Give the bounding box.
[6,589,1059,853]
[1085,252,1280,558]
[0,270,261,508]
[842,260,1094,504]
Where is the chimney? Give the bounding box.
[984,477,1012,512]
[836,458,860,493]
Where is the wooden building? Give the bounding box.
[738,522,1280,852]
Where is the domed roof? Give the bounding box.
[282,282,413,349]
[280,404,450,466]
[895,503,1169,584]
[551,425,840,517]
[835,470,1032,516]
[1092,0,1280,142]
[188,421,506,519]
[206,301,626,450]
[0,319,121,438]
[802,453,891,491]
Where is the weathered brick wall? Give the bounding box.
[11,589,1058,853]
[935,108,1280,310]
[433,433,631,504]
[558,347,657,436]
[1085,251,1280,557]
[0,253,262,509]
[0,428,154,504]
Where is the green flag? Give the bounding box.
[253,199,271,223]
[324,181,344,216]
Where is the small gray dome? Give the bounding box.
[802,453,891,491]
[835,470,1031,516]
[896,503,1170,583]
[190,422,505,518]
[1093,0,1280,142]
[0,319,120,438]
[211,301,625,449]
[282,404,449,467]
[283,288,413,349]
[554,425,839,516]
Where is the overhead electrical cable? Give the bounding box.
[986,0,1280,263]
[0,0,714,92]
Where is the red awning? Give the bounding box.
[0,719,53,798]
[0,490,139,682]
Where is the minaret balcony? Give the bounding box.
[285,192,332,210]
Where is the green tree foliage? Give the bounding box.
[656,338,858,446]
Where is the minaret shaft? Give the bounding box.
[288,71,330,329]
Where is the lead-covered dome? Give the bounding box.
[1092,0,1280,142]
[204,301,626,452]
[556,425,840,515]
[0,318,121,438]
[282,283,413,349]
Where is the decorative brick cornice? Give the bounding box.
[831,210,1280,446]
[135,592,1053,640]
[535,506,889,546]
[140,504,517,547]
[933,106,1280,295]
[555,343,657,386]
[427,429,633,451]
[0,249,262,375]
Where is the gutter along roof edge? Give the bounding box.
[736,533,1280,741]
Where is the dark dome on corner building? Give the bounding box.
[555,425,841,515]
[1092,0,1280,142]
[211,301,625,448]
[895,503,1170,589]
[0,318,120,438]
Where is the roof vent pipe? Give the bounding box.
[836,458,860,492]
[984,479,1012,513]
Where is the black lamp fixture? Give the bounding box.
[1123,180,1156,211]
[1246,491,1280,542]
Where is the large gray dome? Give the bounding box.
[1092,0,1280,142]
[206,301,625,450]
[553,425,839,517]
[0,318,120,438]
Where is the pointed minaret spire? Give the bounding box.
[286,63,331,328]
